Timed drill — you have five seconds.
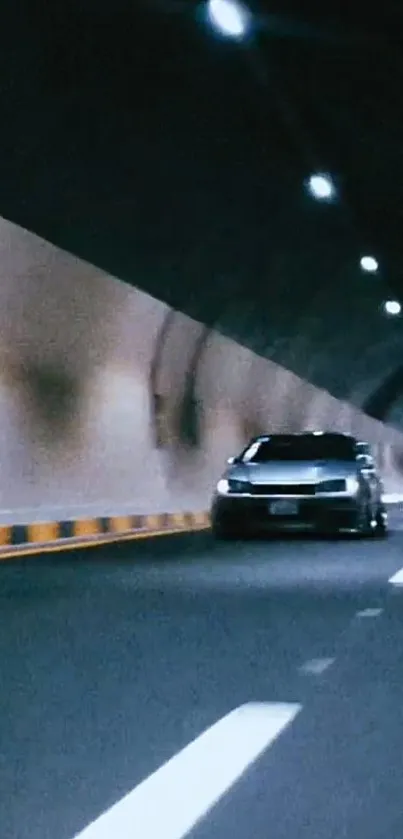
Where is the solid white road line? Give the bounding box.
[72,702,301,839]
[389,567,403,586]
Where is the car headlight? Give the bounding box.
[346,476,360,494]
[216,478,250,494]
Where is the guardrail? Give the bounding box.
[0,510,211,560]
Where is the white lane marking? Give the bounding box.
[72,702,301,839]
[389,567,403,586]
[356,608,383,618]
[299,657,335,675]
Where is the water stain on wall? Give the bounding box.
[21,360,81,441]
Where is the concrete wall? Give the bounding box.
[0,216,402,519]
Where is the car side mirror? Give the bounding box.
[227,456,237,465]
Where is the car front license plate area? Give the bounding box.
[269,499,299,516]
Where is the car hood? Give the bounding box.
[228,461,358,483]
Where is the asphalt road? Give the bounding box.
[1,507,403,839]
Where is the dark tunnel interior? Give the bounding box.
[1,0,403,422]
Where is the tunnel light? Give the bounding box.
[307,173,335,202]
[206,0,251,39]
[383,300,401,316]
[360,255,378,274]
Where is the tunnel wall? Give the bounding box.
[0,217,403,518]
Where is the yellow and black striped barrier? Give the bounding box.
[0,511,211,560]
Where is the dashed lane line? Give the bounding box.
[71,702,301,839]
[388,567,403,586]
[299,657,335,675]
[299,604,386,676]
[355,608,383,618]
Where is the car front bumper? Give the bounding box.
[211,493,364,532]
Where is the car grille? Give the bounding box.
[249,483,316,496]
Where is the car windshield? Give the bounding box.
[241,435,356,463]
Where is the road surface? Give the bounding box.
[1,506,403,838]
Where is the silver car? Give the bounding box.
[211,432,388,538]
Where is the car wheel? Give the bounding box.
[355,499,373,538]
[211,521,240,541]
[374,505,388,538]
[318,523,341,539]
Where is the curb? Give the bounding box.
[0,511,211,560]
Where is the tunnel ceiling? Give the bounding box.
[2,0,403,425]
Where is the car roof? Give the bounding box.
[253,432,356,442]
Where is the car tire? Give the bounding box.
[211,520,240,541]
[374,505,388,538]
[320,527,341,540]
[354,499,373,538]
[316,518,341,538]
